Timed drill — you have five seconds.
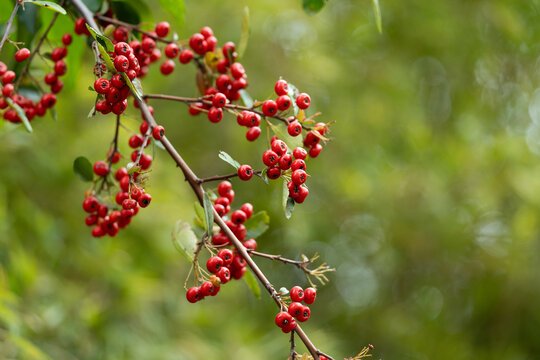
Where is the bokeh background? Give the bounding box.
[2,0,540,359]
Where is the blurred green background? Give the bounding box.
[2,0,540,359]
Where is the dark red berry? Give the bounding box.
[231,210,247,224]
[113,26,129,42]
[62,33,72,45]
[141,38,156,53]
[155,21,170,38]
[290,286,304,302]
[94,78,110,94]
[206,256,224,274]
[297,305,311,322]
[112,99,127,115]
[262,100,278,116]
[288,120,302,136]
[2,83,13,97]
[296,93,311,109]
[303,287,317,304]
[200,281,219,296]
[230,62,245,79]
[276,95,291,111]
[2,70,15,84]
[14,48,31,62]
[96,100,111,114]
[244,112,260,127]
[115,167,128,181]
[275,79,288,96]
[207,107,223,123]
[186,287,201,303]
[74,18,88,35]
[152,125,165,140]
[51,79,64,94]
[179,49,194,64]
[282,319,297,333]
[140,154,153,170]
[246,126,261,141]
[291,169,307,185]
[309,143,323,158]
[237,164,253,181]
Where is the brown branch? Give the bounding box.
[14,0,64,90]
[0,0,22,52]
[198,170,263,184]
[69,1,322,358]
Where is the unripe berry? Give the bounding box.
[14,48,31,62]
[160,59,175,75]
[303,287,317,304]
[207,107,223,123]
[296,93,311,109]
[179,49,194,64]
[155,21,170,38]
[237,164,253,181]
[287,120,302,137]
[206,256,224,274]
[290,286,304,302]
[246,126,261,141]
[262,150,279,167]
[164,43,179,58]
[262,99,278,117]
[275,79,288,96]
[152,125,165,140]
[186,287,201,303]
[293,147,307,160]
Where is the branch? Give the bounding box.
[197,169,263,184]
[0,0,22,52]
[69,1,322,358]
[95,14,171,44]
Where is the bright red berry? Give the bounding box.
[138,193,152,208]
[200,280,219,297]
[113,26,129,42]
[93,161,109,177]
[291,169,307,185]
[62,33,72,45]
[140,154,153,170]
[164,43,179,58]
[74,17,88,35]
[240,203,253,219]
[222,41,235,60]
[2,70,15,84]
[262,100,278,117]
[267,166,281,180]
[51,79,64,94]
[291,159,306,172]
[141,37,156,53]
[244,112,260,127]
[288,302,303,318]
[94,78,110,94]
[216,267,231,284]
[186,286,201,303]
[281,318,297,333]
[271,139,287,156]
[230,62,245,79]
[212,92,227,108]
[278,154,293,170]
[200,26,214,38]
[290,286,304,302]
[297,305,311,322]
[189,33,207,55]
[275,311,293,328]
[2,83,13,97]
[206,256,224,274]
[309,143,323,158]
[243,238,257,250]
[303,287,317,304]
[246,126,261,141]
[152,125,165,140]
[112,99,127,115]
[155,21,170,38]
[82,196,99,213]
[160,59,175,75]
[296,93,311,109]
[207,107,223,123]
[231,210,247,224]
[217,181,232,197]
[275,79,288,96]
[41,93,57,108]
[54,60,67,76]
[288,120,302,137]
[293,147,307,160]
[237,164,253,181]
[179,49,194,64]
[217,249,234,265]
[276,95,291,111]
[262,150,279,167]
[114,55,129,72]
[14,48,31,62]
[114,42,132,56]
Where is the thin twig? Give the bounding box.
[0,1,21,52]
[289,331,296,360]
[197,170,263,184]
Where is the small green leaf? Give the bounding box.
[154,139,166,150]
[87,105,95,118]
[268,123,303,151]
[287,82,300,116]
[73,156,93,182]
[6,97,32,133]
[239,89,253,108]
[372,0,382,34]
[237,6,250,59]
[218,151,240,169]
[126,162,141,174]
[244,211,270,238]
[24,1,67,15]
[121,73,143,101]
[171,221,198,263]
[86,25,114,52]
[285,197,295,219]
[203,193,214,237]
[132,78,143,95]
[193,201,205,229]
[243,269,261,300]
[302,0,327,15]
[157,0,185,27]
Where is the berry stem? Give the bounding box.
[197,170,263,184]
[0,1,21,53]
[14,0,64,90]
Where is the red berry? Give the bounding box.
[296,93,311,109]
[207,107,223,123]
[94,78,110,94]
[231,210,247,224]
[238,204,252,220]
[114,55,129,72]
[152,125,165,140]
[188,102,203,115]
[140,154,153,169]
[113,26,129,42]
[212,233,230,246]
[82,196,99,213]
[303,131,320,147]
[51,47,67,61]
[112,99,127,115]
[189,33,207,55]
[74,17,88,35]
[217,58,229,73]
[290,286,304,302]
[246,126,261,141]
[41,93,57,108]
[14,48,31,62]
[186,287,201,303]
[179,49,194,64]
[158,59,175,75]
[54,60,67,76]
[217,180,232,197]
[294,185,309,203]
[230,62,245,79]
[297,305,311,322]
[288,302,303,318]
[214,204,225,216]
[206,256,224,274]
[93,161,109,177]
[217,249,233,266]
[271,139,287,156]
[216,267,231,284]
[262,150,279,167]
[291,169,307,185]
[91,226,105,237]
[309,143,323,158]
[140,121,149,135]
[215,196,230,208]
[243,238,257,250]
[291,159,306,172]
[287,120,302,137]
[275,311,293,328]
[315,122,327,135]
[222,41,235,60]
[85,214,98,226]
[262,100,278,117]
[164,43,179,58]
[138,193,152,208]
[114,41,132,56]
[141,37,156,53]
[212,92,226,108]
[2,83,13,97]
[281,319,297,333]
[278,154,293,170]
[267,166,281,180]
[216,74,231,92]
[2,70,15,84]
[200,26,214,38]
[237,164,253,181]
[303,287,317,304]
[201,280,219,297]
[51,79,64,94]
[293,147,307,160]
[155,21,170,38]
[276,95,291,111]
[0,61,6,76]
[275,80,289,96]
[62,33,72,45]
[231,266,246,280]
[244,112,260,127]
[115,167,128,180]
[129,134,143,148]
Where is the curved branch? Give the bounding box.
[0,1,21,52]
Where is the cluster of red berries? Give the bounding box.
[274,286,317,333]
[0,33,72,124]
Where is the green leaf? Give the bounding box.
[110,0,152,24]
[81,0,103,12]
[132,77,143,95]
[126,162,141,174]
[86,27,116,72]
[154,139,166,150]
[87,105,95,118]
[171,221,198,263]
[244,211,270,239]
[24,1,66,15]
[237,6,249,59]
[268,123,303,151]
[243,269,261,300]
[17,3,41,35]
[121,73,143,101]
[218,151,240,169]
[202,193,214,237]
[302,0,327,15]
[286,82,300,116]
[372,0,382,34]
[6,97,32,133]
[157,0,185,28]
[193,201,205,229]
[73,156,93,182]
[86,25,114,52]
[285,197,295,219]
[239,89,253,108]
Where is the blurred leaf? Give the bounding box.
[287,82,300,116]
[24,1,66,15]
[239,89,253,108]
[285,196,295,219]
[243,269,261,300]
[126,162,140,174]
[203,193,214,237]
[244,211,270,238]
[268,122,303,151]
[154,139,166,150]
[193,201,205,229]
[86,25,114,52]
[73,156,93,182]
[121,72,143,101]
[302,0,327,15]
[110,0,152,24]
[17,3,41,34]
[81,0,102,12]
[132,77,143,95]
[87,105,95,118]
[157,0,185,27]
[171,220,198,263]
[372,0,382,34]
[8,334,50,360]
[218,151,240,169]
[237,6,249,59]
[6,97,32,133]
